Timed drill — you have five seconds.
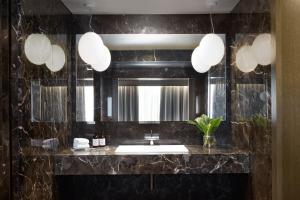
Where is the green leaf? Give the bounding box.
[252,114,268,129]
[208,118,222,134]
[187,120,197,126]
[187,115,222,136]
[198,120,208,134]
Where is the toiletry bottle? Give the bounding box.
[99,132,106,147]
[92,133,100,148]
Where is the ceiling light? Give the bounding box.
[197,34,225,66]
[78,32,104,65]
[24,34,52,65]
[191,46,211,73]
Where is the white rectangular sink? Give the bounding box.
[115,145,189,155]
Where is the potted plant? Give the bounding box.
[187,114,222,148]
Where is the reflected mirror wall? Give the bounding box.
[74,34,227,123]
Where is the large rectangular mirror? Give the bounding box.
[30,34,227,123]
[75,34,226,123]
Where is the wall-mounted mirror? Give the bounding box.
[31,80,68,122]
[74,34,227,123]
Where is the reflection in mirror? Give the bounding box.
[31,80,67,122]
[118,78,189,122]
[208,72,226,119]
[76,79,94,122]
[235,84,268,121]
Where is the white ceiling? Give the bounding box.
[61,0,240,14]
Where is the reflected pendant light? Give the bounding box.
[45,45,66,72]
[251,33,275,66]
[78,31,111,72]
[236,45,258,73]
[24,34,52,65]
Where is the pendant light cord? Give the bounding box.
[89,15,95,32]
[209,0,217,33]
[210,13,215,33]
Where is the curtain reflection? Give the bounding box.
[208,83,226,119]
[160,86,189,121]
[76,86,94,122]
[118,85,189,122]
[118,86,139,121]
[138,86,161,122]
[76,87,85,121]
[39,86,67,122]
[236,84,267,120]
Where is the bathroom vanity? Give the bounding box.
[54,146,249,175]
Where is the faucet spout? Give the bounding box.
[144,130,159,145]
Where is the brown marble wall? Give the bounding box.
[10,0,72,199]
[231,0,272,199]
[8,0,272,199]
[0,0,10,199]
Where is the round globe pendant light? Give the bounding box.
[24,34,52,65]
[78,32,104,64]
[191,46,211,73]
[197,34,225,66]
[45,45,66,72]
[90,45,111,72]
[251,33,275,66]
[236,45,258,73]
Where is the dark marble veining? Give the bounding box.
[0,0,10,199]
[54,146,249,175]
[9,0,72,199]
[7,0,272,199]
[230,6,272,200]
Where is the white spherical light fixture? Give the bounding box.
[24,34,52,65]
[191,46,211,73]
[78,32,104,64]
[45,45,66,72]
[251,33,275,66]
[197,34,225,66]
[90,45,111,72]
[236,45,258,73]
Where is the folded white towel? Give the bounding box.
[73,138,89,144]
[73,138,90,149]
[73,144,90,150]
[73,143,89,148]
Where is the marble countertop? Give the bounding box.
[54,145,250,175]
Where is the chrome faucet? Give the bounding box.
[144,130,159,145]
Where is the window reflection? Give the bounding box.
[117,78,189,122]
[31,80,67,122]
[76,86,94,122]
[138,86,161,122]
[235,84,268,121]
[208,83,226,119]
